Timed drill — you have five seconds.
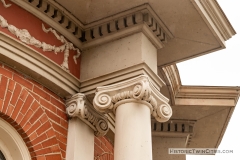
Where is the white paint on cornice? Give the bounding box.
[0,15,80,71]
[199,0,236,40]
[162,64,240,105]
[10,0,172,51]
[191,0,236,47]
[1,0,11,8]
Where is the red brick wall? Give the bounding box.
[94,137,114,160]
[0,62,115,160]
[0,62,68,160]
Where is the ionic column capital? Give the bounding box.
[93,75,172,122]
[66,93,109,136]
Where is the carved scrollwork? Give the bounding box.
[152,103,172,122]
[93,75,172,122]
[66,93,109,136]
[42,24,81,71]
[93,94,113,113]
[0,15,80,72]
[1,0,11,8]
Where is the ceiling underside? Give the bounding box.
[54,0,229,66]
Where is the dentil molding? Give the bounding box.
[10,0,173,50]
[93,75,172,122]
[66,93,109,136]
[152,119,196,146]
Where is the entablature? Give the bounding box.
[152,119,196,147]
[10,0,173,50]
[7,0,236,66]
[160,64,240,150]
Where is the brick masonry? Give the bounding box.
[0,62,67,159]
[0,62,114,159]
[94,137,114,160]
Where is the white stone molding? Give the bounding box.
[93,75,172,122]
[10,0,173,50]
[83,10,170,50]
[162,64,240,106]
[1,0,11,8]
[152,119,196,147]
[0,118,31,160]
[66,93,109,136]
[0,15,80,71]
[192,0,236,42]
[0,32,80,98]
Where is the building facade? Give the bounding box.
[0,0,239,160]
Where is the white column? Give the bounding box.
[114,102,152,160]
[66,93,109,160]
[66,117,94,160]
[93,75,173,160]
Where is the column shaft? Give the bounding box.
[66,117,94,160]
[114,102,152,160]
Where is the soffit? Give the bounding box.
[160,64,240,150]
[55,0,148,24]
[54,0,235,65]
[9,0,235,67]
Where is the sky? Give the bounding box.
[177,0,240,160]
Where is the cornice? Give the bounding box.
[93,75,172,122]
[161,65,181,105]
[82,6,172,50]
[0,31,80,98]
[162,64,240,150]
[162,64,240,106]
[11,0,83,49]
[152,119,196,147]
[10,0,172,50]
[177,86,240,102]
[191,0,236,43]
[66,93,109,136]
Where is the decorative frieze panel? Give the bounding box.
[1,0,11,8]
[0,14,80,71]
[93,75,172,122]
[42,24,81,71]
[10,0,172,50]
[66,93,109,136]
[152,119,196,146]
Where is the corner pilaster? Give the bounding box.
[66,93,109,136]
[65,93,109,160]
